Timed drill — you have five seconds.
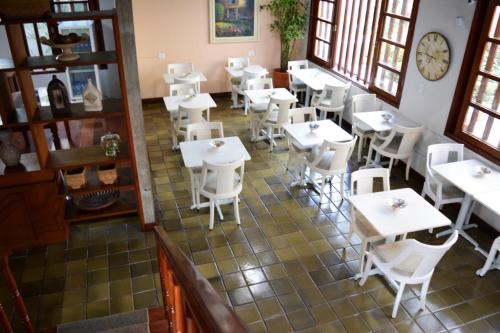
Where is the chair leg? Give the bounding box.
[405,155,413,181]
[357,135,363,162]
[359,255,373,286]
[233,196,241,225]
[216,202,224,220]
[419,279,430,311]
[359,240,368,275]
[388,158,394,173]
[319,176,327,205]
[340,173,345,199]
[365,145,373,166]
[209,200,215,230]
[392,282,406,318]
[269,128,274,152]
[338,111,343,126]
[477,237,500,276]
[190,176,196,208]
[231,90,237,107]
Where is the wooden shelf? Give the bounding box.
[65,189,137,223]
[62,166,135,195]
[19,51,117,70]
[48,142,130,169]
[0,10,116,24]
[34,98,124,123]
[0,108,29,129]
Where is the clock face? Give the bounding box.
[416,32,450,81]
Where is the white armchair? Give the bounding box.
[359,231,459,318]
[286,107,317,180]
[351,94,378,161]
[311,83,351,125]
[231,68,266,113]
[255,97,295,152]
[288,60,308,104]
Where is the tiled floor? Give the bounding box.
[2,97,499,332]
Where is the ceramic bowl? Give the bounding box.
[389,198,407,210]
[309,123,320,131]
[381,113,393,122]
[211,140,225,148]
[477,166,492,176]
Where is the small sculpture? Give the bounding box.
[100,133,121,158]
[83,79,103,111]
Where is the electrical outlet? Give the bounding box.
[248,50,256,57]
[158,52,166,59]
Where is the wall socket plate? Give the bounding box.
[158,52,166,59]
[248,50,256,57]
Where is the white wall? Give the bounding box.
[308,0,499,229]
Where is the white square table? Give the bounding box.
[432,159,500,251]
[179,136,251,169]
[225,65,268,78]
[287,68,345,106]
[163,71,208,85]
[283,120,353,150]
[348,188,452,238]
[244,88,297,105]
[353,110,419,132]
[163,93,217,113]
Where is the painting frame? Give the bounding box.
[209,0,259,44]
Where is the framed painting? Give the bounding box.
[209,0,259,43]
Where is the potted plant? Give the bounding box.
[260,0,307,88]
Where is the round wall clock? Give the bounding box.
[416,32,450,81]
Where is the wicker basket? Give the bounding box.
[64,167,86,190]
[97,164,118,185]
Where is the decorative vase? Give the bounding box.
[83,78,103,111]
[47,75,71,116]
[0,129,21,167]
[100,133,121,158]
[272,69,290,89]
[97,164,118,185]
[64,167,87,190]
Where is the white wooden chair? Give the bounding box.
[199,158,245,230]
[255,97,295,152]
[421,143,465,233]
[359,231,459,318]
[169,83,198,149]
[247,78,274,138]
[304,136,357,204]
[286,107,317,179]
[311,83,351,125]
[185,122,224,208]
[174,105,209,148]
[231,68,265,112]
[345,168,390,274]
[288,60,308,103]
[227,56,250,86]
[365,124,423,181]
[352,94,378,161]
[167,63,194,75]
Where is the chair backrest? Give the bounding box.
[383,231,458,278]
[350,168,390,195]
[186,122,224,141]
[264,97,295,126]
[289,107,317,123]
[392,125,423,157]
[318,83,351,108]
[352,94,377,114]
[240,69,265,90]
[178,105,207,126]
[201,158,245,195]
[227,57,249,69]
[169,83,197,97]
[247,78,273,91]
[426,143,464,176]
[288,60,308,87]
[311,136,357,172]
[167,63,194,75]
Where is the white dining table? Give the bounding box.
[244,88,297,105]
[287,68,345,106]
[353,110,419,132]
[163,71,208,85]
[163,93,217,113]
[283,120,353,150]
[474,190,500,276]
[432,159,500,252]
[225,65,268,78]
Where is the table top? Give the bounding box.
[474,190,500,217]
[432,159,500,195]
[348,188,451,237]
[283,120,353,150]
[287,68,344,91]
[179,136,251,168]
[353,110,419,132]
[244,88,297,104]
[163,93,217,113]
[163,71,207,84]
[225,65,268,78]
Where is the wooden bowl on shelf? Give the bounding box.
[40,33,89,62]
[97,163,118,185]
[64,167,87,190]
[73,190,120,211]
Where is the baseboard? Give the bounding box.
[141,92,231,105]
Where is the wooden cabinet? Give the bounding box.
[0,178,67,252]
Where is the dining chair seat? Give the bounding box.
[371,135,403,155]
[231,77,242,85]
[354,211,380,238]
[428,175,465,199]
[291,82,307,90]
[306,149,337,170]
[373,241,426,277]
[203,172,242,195]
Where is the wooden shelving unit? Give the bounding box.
[0,7,146,250]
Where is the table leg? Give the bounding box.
[305,87,311,107]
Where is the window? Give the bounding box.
[307,0,419,106]
[447,0,500,164]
